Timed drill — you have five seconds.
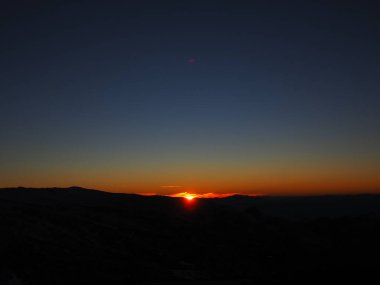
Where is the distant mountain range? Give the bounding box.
[216,193,380,219]
[0,187,379,284]
[1,187,380,219]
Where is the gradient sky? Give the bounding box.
[1,0,379,195]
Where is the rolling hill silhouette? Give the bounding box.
[0,187,379,284]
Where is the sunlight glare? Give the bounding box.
[184,194,196,201]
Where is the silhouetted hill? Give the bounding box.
[216,194,380,219]
[0,188,379,284]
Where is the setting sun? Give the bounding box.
[185,194,196,201]
[169,192,199,200]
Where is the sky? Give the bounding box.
[1,0,379,195]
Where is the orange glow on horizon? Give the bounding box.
[170,192,199,200]
[166,192,262,199]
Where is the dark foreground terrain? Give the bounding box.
[0,187,379,284]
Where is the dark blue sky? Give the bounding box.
[1,0,379,194]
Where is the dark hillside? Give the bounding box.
[0,188,379,284]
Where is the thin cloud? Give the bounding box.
[160,185,185,188]
[140,191,263,198]
[169,192,245,198]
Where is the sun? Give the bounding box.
[184,194,196,201]
[169,192,198,201]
